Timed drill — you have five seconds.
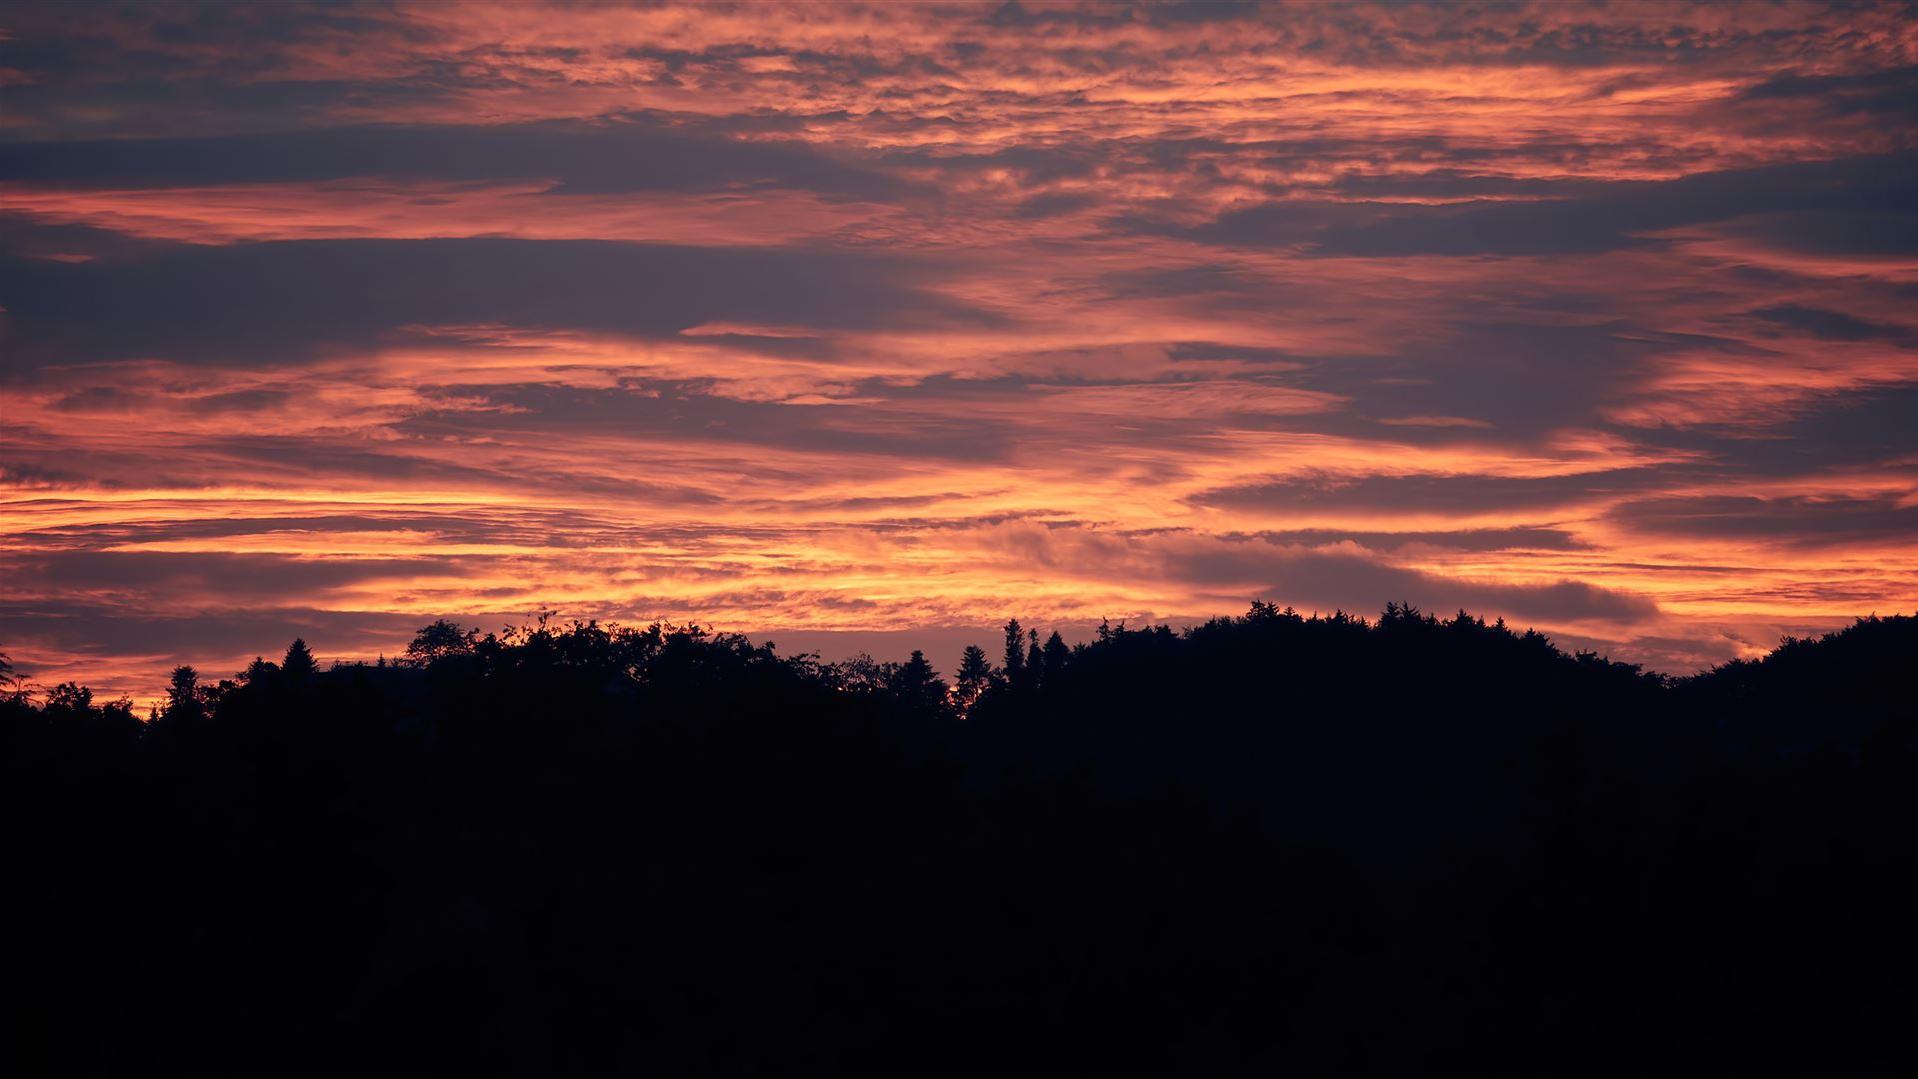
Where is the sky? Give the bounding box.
[3,0,1917,700]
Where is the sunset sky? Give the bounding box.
[3,0,1916,699]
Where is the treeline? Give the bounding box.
[3,606,1914,1077]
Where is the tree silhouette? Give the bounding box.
[955,644,994,713]
[888,649,950,718]
[4,604,1915,1079]
[44,681,92,713]
[162,665,203,724]
[0,653,24,706]
[1041,630,1070,685]
[280,637,317,681]
[1002,618,1025,678]
[405,619,477,664]
[242,655,278,684]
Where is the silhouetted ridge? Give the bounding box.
[3,606,1914,1078]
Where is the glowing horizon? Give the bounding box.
[4,0,1916,701]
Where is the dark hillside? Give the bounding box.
[3,609,1913,1077]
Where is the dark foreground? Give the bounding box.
[6,606,1915,1077]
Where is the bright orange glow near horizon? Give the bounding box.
[4,1,1917,701]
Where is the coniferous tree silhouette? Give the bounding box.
[955,644,994,713]
[1002,618,1025,680]
[1041,630,1070,685]
[160,665,203,726]
[1023,628,1042,690]
[888,649,950,718]
[280,637,318,681]
[243,655,278,684]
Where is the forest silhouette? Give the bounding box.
[5,603,1915,1077]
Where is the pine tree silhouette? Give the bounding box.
[280,637,318,680]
